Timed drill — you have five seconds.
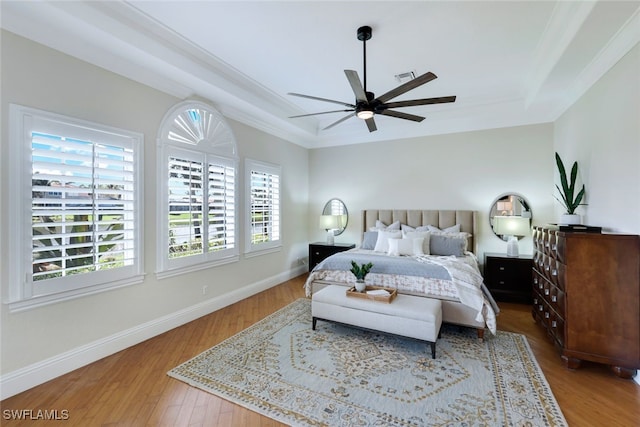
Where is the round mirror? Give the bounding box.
[489,194,532,240]
[321,198,348,236]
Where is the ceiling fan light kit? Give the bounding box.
[288,25,456,133]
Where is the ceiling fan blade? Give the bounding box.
[365,117,377,132]
[322,113,356,130]
[289,109,353,118]
[288,92,355,108]
[375,71,438,104]
[378,109,425,122]
[344,70,367,103]
[383,96,457,109]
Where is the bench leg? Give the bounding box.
[312,317,317,330]
[429,341,436,359]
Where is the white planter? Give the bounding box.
[355,280,366,292]
[560,214,581,225]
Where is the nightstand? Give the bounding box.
[484,252,533,304]
[309,242,356,272]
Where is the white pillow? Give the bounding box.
[402,224,430,232]
[427,224,461,233]
[388,237,425,256]
[373,230,402,252]
[402,230,431,255]
[369,220,400,231]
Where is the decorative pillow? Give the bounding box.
[361,231,378,250]
[373,230,402,253]
[430,233,467,256]
[388,237,424,256]
[402,224,429,232]
[369,220,400,231]
[427,224,461,233]
[402,230,431,255]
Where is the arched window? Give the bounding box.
[156,101,239,277]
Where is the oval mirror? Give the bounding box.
[321,198,348,236]
[489,194,532,240]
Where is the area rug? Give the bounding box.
[168,298,567,426]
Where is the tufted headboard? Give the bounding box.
[362,209,477,254]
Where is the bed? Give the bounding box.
[304,209,499,338]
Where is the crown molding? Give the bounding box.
[549,6,640,120]
[524,1,597,108]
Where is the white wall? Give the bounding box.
[0,30,309,393]
[554,44,640,234]
[308,123,556,262]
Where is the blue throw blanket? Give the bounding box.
[313,252,451,280]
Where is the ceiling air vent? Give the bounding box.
[395,71,415,83]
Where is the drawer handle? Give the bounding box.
[544,288,549,295]
[552,321,557,328]
[552,269,557,276]
[545,312,550,319]
[552,244,557,251]
[499,281,505,285]
[552,295,557,302]
[499,266,505,271]
[533,278,538,284]
[545,266,550,271]
[539,305,544,311]
[533,298,538,304]
[315,252,320,255]
[539,283,543,289]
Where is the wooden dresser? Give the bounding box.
[532,225,640,378]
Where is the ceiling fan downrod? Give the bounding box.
[357,26,372,95]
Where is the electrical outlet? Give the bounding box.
[202,285,208,295]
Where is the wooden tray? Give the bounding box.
[346,285,397,303]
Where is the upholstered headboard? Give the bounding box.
[362,209,477,254]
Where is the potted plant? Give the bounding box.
[555,152,586,224]
[350,260,373,292]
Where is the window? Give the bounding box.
[245,159,281,255]
[157,101,239,277]
[7,105,144,311]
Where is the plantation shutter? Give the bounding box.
[167,150,236,262]
[168,156,204,259]
[250,169,280,245]
[31,132,135,281]
[208,162,236,251]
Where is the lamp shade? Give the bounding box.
[319,214,340,230]
[493,216,530,237]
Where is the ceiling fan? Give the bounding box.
[288,26,456,133]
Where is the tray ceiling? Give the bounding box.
[2,1,638,148]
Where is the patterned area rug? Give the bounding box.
[168,299,567,426]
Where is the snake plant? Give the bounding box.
[555,152,585,214]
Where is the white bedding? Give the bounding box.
[304,249,498,334]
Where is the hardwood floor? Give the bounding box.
[2,274,639,426]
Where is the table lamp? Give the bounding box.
[319,214,340,245]
[493,215,530,257]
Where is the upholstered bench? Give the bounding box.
[311,285,443,358]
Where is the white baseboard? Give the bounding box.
[0,266,307,400]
